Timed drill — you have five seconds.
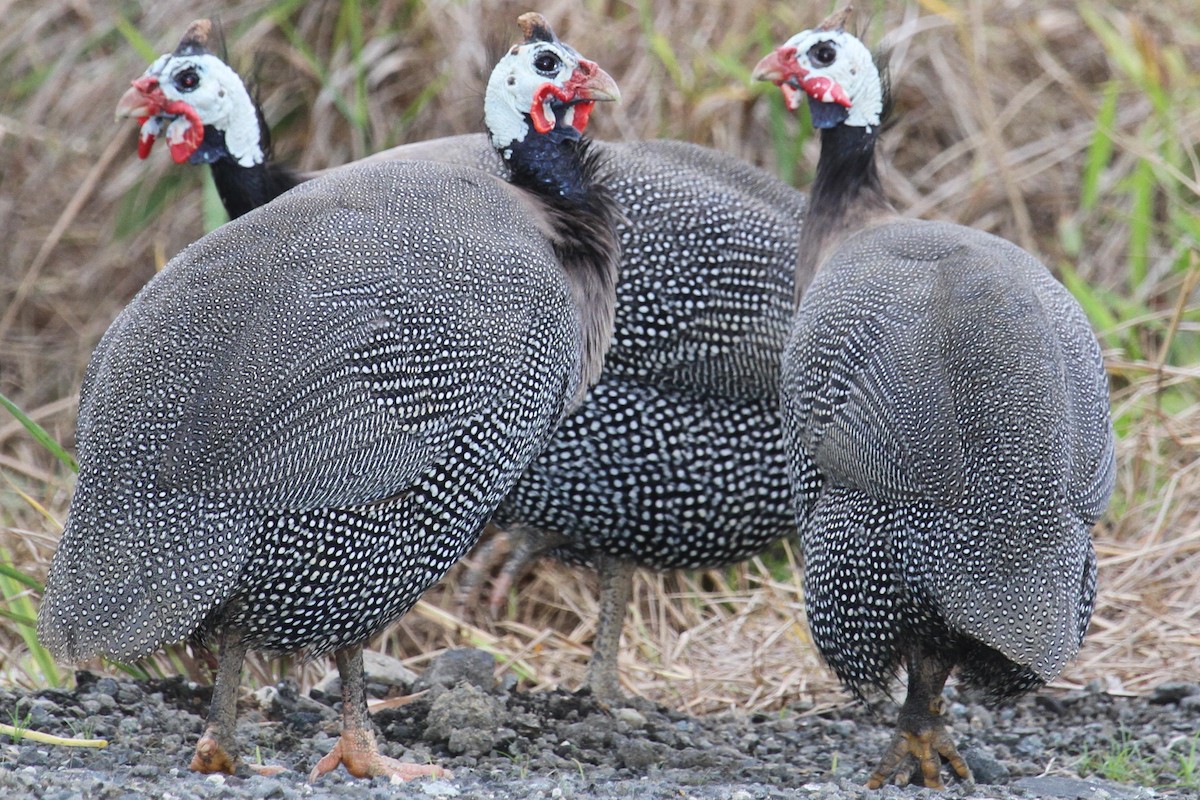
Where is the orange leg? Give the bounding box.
[309,643,451,782]
[866,648,973,790]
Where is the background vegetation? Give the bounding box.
[1,0,1197,713]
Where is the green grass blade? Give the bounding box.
[0,392,77,473]
[0,549,60,687]
[0,562,43,592]
[1080,82,1118,212]
[113,15,161,63]
[0,607,38,627]
[1127,157,1154,290]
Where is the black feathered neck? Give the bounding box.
[499,114,622,404]
[193,103,300,219]
[503,116,594,206]
[795,57,896,300]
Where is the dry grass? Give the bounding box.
[1,0,1197,712]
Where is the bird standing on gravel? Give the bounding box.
[38,12,620,781]
[114,15,808,704]
[754,8,1115,789]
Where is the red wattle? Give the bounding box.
[530,83,576,134]
[137,118,155,160]
[801,75,852,108]
[571,101,596,132]
[162,100,205,164]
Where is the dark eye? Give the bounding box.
[533,51,561,75]
[808,42,837,67]
[174,68,200,92]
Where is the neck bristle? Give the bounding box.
[503,129,622,403]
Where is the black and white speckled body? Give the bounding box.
[66,15,622,777]
[366,134,806,574]
[784,219,1113,699]
[496,140,805,571]
[757,22,1116,710]
[37,160,598,662]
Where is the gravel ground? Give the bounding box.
[1,648,1195,800]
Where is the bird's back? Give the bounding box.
[39,159,582,662]
[783,218,1114,682]
[362,135,807,400]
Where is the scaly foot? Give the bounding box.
[866,696,972,789]
[308,727,450,782]
[189,730,237,774]
[457,527,567,616]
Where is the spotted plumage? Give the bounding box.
[41,13,620,780]
[757,11,1114,788]
[492,140,805,576]
[364,132,807,700]
[117,19,808,699]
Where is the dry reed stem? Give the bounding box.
[1,0,1197,710]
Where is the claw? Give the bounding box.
[309,728,450,782]
[866,651,974,790]
[455,526,568,616]
[189,731,238,775]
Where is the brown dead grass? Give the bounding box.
[1,0,1197,711]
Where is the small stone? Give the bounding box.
[419,780,461,797]
[1016,734,1045,757]
[246,775,286,799]
[413,648,496,696]
[423,682,503,756]
[614,707,646,729]
[1012,775,1131,799]
[1149,683,1199,704]
[968,704,995,729]
[963,745,1010,784]
[616,738,661,770]
[1179,695,1200,713]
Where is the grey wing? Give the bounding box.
[82,165,561,513]
[785,236,967,506]
[786,221,1107,509]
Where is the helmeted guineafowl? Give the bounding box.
[755,9,1115,789]
[369,135,808,705]
[118,19,808,702]
[38,12,621,780]
[115,19,300,219]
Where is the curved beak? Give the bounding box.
[752,47,797,85]
[753,47,807,112]
[115,76,167,120]
[531,60,621,135]
[568,59,621,104]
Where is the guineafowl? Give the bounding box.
[755,9,1115,789]
[116,19,300,218]
[118,19,808,702]
[39,12,620,780]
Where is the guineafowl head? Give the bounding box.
[485,12,620,159]
[753,8,883,132]
[116,19,263,168]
